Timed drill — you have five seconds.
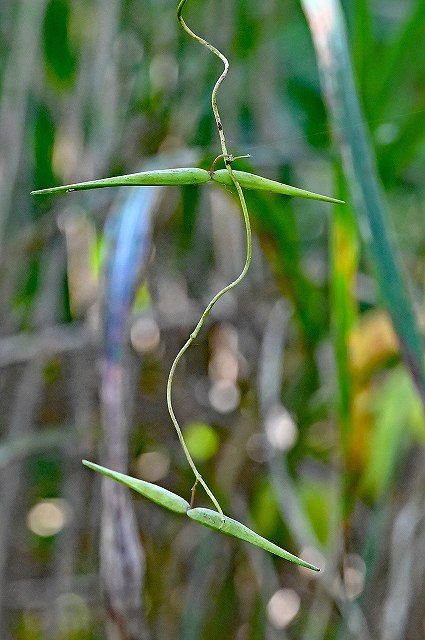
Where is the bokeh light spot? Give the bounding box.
[131,316,160,353]
[136,451,170,482]
[265,405,298,451]
[246,433,273,463]
[27,499,71,537]
[184,421,219,461]
[267,588,301,629]
[208,380,240,413]
[343,553,366,600]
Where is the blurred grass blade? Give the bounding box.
[379,108,425,182]
[43,0,76,88]
[360,368,416,500]
[233,188,326,346]
[371,0,425,121]
[212,169,343,203]
[0,0,47,247]
[330,169,359,450]
[31,167,211,194]
[352,0,372,86]
[0,428,75,469]
[83,460,190,514]
[187,507,320,570]
[302,0,425,407]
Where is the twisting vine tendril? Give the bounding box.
[31,0,336,571]
[166,0,253,522]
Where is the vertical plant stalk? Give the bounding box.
[0,244,63,634]
[167,0,253,519]
[99,187,158,640]
[0,0,47,248]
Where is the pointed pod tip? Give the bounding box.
[82,460,99,472]
[82,460,190,514]
[300,558,321,572]
[31,187,66,195]
[212,169,345,205]
[187,507,320,571]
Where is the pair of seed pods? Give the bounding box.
[33,163,341,572]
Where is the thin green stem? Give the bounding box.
[169,0,252,520]
[177,0,229,156]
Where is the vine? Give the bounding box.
[167,0,253,521]
[31,0,343,570]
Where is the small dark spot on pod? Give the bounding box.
[217,121,223,131]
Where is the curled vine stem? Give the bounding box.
[167,0,253,522]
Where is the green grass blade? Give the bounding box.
[244,189,326,346]
[31,167,211,195]
[360,368,415,501]
[371,1,425,122]
[0,428,75,469]
[379,107,425,182]
[82,460,190,514]
[352,0,372,89]
[187,507,320,571]
[212,169,343,203]
[330,170,359,450]
[302,0,425,406]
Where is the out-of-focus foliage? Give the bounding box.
[1,0,425,638]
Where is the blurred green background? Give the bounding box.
[1,0,425,638]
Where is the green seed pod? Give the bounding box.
[211,169,343,204]
[82,460,190,514]
[32,165,342,204]
[187,507,320,571]
[31,168,211,195]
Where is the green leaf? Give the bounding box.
[187,507,320,571]
[211,169,343,203]
[82,460,190,514]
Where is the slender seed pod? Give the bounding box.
[211,169,344,203]
[31,167,211,195]
[83,460,320,570]
[32,166,343,203]
[83,460,190,514]
[187,507,320,571]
